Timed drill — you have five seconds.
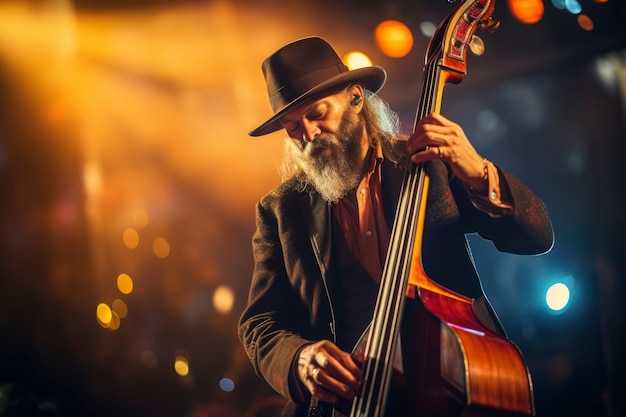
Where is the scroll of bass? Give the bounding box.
[337,1,536,416]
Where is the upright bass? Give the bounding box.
[342,1,536,416]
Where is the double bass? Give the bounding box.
[340,1,536,416]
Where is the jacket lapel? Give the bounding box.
[299,190,331,277]
[381,158,406,227]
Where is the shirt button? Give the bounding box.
[366,230,373,237]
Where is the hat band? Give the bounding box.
[269,64,349,112]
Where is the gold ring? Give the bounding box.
[312,367,319,379]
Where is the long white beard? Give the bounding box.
[291,112,366,203]
[302,144,362,203]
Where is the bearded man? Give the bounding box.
[238,36,554,417]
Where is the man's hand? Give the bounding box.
[407,112,488,192]
[297,340,361,403]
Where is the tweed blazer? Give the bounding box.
[238,157,553,417]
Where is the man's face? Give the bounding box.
[280,90,369,203]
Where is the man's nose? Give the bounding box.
[301,120,320,143]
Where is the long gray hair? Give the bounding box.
[279,88,406,182]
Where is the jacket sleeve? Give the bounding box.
[467,164,554,255]
[237,196,313,403]
[426,159,554,256]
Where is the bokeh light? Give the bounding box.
[508,0,545,24]
[96,303,112,327]
[117,273,134,294]
[577,14,594,31]
[219,378,235,392]
[213,285,235,314]
[564,0,582,14]
[96,302,122,330]
[374,19,414,58]
[343,51,372,70]
[111,298,128,318]
[153,237,171,258]
[418,21,437,39]
[122,227,140,249]
[174,355,190,377]
[546,282,571,312]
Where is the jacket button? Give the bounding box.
[309,406,323,417]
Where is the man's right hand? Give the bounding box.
[297,340,361,403]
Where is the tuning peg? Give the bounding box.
[481,17,500,33]
[469,35,485,56]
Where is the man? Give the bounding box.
[238,36,553,417]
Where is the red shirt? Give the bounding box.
[332,145,389,281]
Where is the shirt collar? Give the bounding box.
[365,141,385,176]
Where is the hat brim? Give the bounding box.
[249,66,387,137]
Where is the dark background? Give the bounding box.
[1,0,625,416]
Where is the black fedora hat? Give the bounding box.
[249,36,387,137]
